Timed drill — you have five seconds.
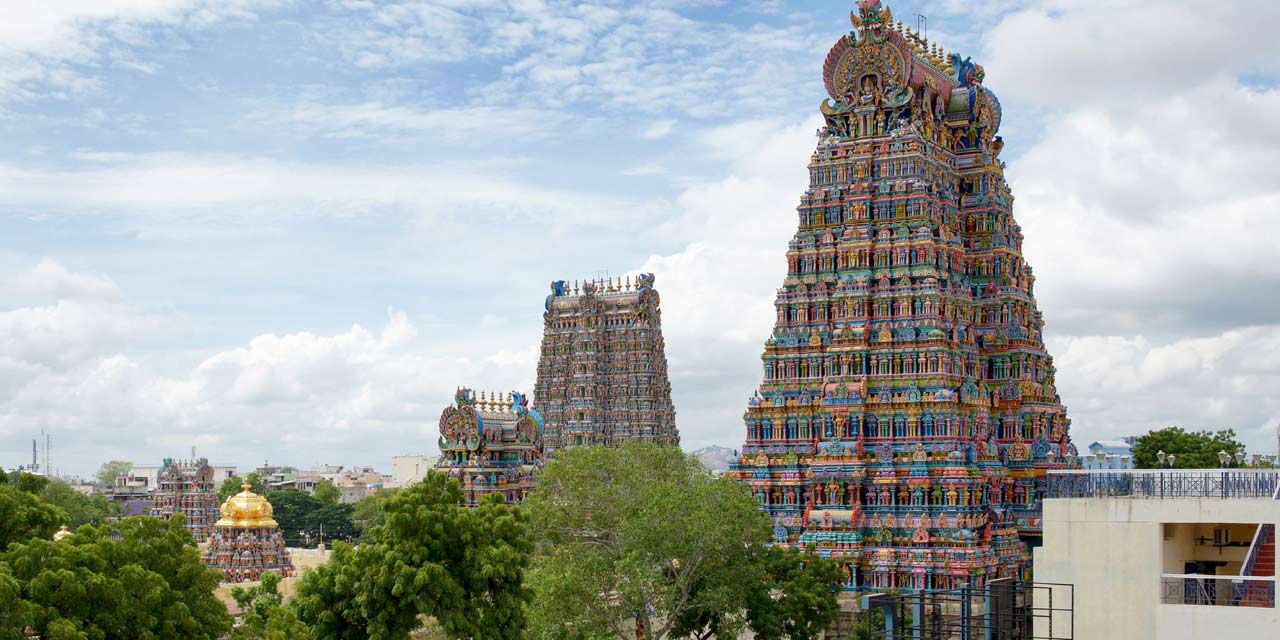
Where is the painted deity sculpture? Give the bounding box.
[731,1,1075,592]
[202,483,294,583]
[152,457,220,543]
[535,274,679,453]
[436,389,544,506]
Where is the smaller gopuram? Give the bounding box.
[436,388,544,506]
[152,457,220,542]
[535,274,679,453]
[202,483,294,583]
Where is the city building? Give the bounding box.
[729,0,1073,592]
[534,274,679,453]
[436,388,543,506]
[1036,469,1278,639]
[152,458,221,542]
[391,454,438,487]
[202,483,294,583]
[1084,440,1135,470]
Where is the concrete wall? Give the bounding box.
[1033,497,1279,640]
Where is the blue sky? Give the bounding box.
[3,0,1279,477]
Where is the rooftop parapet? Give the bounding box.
[1046,469,1280,500]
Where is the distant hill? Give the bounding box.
[691,445,737,474]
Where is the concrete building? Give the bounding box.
[1083,440,1135,470]
[391,454,438,488]
[1035,469,1278,639]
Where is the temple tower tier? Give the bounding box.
[152,457,221,543]
[436,388,545,506]
[534,273,679,453]
[729,0,1074,593]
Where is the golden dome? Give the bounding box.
[215,483,279,529]
[53,525,73,541]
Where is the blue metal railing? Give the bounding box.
[1046,470,1280,500]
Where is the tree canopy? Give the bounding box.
[94,460,134,487]
[41,478,122,528]
[523,442,843,640]
[229,571,308,640]
[351,487,401,541]
[1133,427,1249,469]
[266,489,356,546]
[0,515,231,640]
[313,480,341,505]
[0,475,66,552]
[220,473,267,501]
[293,471,531,640]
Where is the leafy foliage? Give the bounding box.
[220,473,267,501]
[230,571,308,640]
[1133,427,1248,469]
[1,515,231,639]
[94,460,134,488]
[294,471,531,640]
[351,487,402,541]
[743,546,845,640]
[40,479,122,528]
[0,475,66,551]
[267,489,356,546]
[525,442,817,640]
[313,480,341,505]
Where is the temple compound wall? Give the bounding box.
[436,389,544,506]
[535,274,679,453]
[730,0,1074,593]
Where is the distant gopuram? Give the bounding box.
[436,389,544,506]
[152,457,220,543]
[534,274,679,453]
[730,0,1074,592]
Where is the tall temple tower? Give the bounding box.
[535,274,679,453]
[730,1,1073,592]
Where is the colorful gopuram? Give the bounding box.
[730,0,1074,592]
[534,274,679,453]
[202,483,294,583]
[436,389,545,506]
[152,457,220,543]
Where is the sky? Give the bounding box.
[2,0,1279,478]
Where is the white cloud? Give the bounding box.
[1052,327,1280,454]
[14,258,121,300]
[0,0,286,102]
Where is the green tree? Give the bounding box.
[1,515,231,639]
[230,571,308,640]
[221,473,268,501]
[743,546,845,640]
[0,477,66,551]
[1133,427,1248,469]
[313,479,341,505]
[93,460,134,487]
[523,442,830,640]
[40,479,122,528]
[351,488,401,540]
[293,471,531,640]
[267,489,356,546]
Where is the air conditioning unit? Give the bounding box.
[1213,527,1231,546]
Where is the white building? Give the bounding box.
[391,454,438,488]
[1035,469,1278,639]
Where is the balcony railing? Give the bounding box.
[1046,470,1280,500]
[1160,574,1276,608]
